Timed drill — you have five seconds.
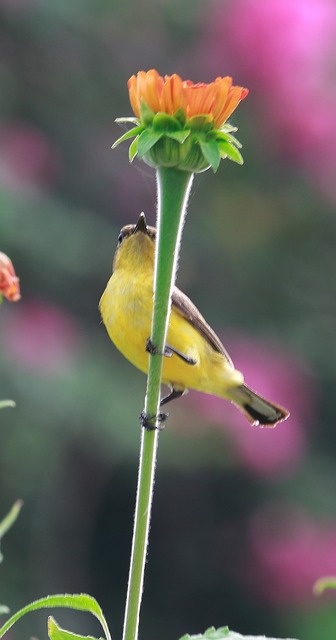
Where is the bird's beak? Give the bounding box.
[134,212,149,234]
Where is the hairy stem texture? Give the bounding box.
[122,168,193,640]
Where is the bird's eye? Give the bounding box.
[117,232,124,246]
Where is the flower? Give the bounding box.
[207,0,336,201]
[0,252,21,302]
[0,300,83,373]
[185,333,312,477]
[242,504,336,607]
[127,70,248,129]
[113,70,248,173]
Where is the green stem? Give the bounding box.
[122,167,193,640]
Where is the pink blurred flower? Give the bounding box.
[0,123,60,193]
[0,252,21,302]
[207,0,336,200]
[242,504,336,607]
[188,333,314,477]
[0,300,83,373]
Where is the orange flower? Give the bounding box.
[0,252,21,302]
[128,70,248,128]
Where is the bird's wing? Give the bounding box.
[171,286,234,367]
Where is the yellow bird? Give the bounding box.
[99,213,289,428]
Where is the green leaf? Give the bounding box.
[0,594,111,640]
[0,500,23,563]
[152,113,182,131]
[139,100,155,126]
[129,136,139,162]
[111,126,143,149]
[180,628,298,640]
[0,400,16,410]
[136,129,163,158]
[218,140,244,165]
[314,576,336,594]
[166,130,190,144]
[198,139,221,172]
[48,616,101,640]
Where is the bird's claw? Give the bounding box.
[140,409,168,431]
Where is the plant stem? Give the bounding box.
[122,167,193,640]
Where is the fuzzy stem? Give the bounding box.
[122,168,193,640]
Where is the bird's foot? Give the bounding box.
[140,409,168,431]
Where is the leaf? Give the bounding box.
[0,500,23,563]
[0,607,9,617]
[0,400,16,410]
[198,139,221,172]
[0,594,111,640]
[179,627,298,640]
[314,576,336,595]
[217,140,244,165]
[136,129,163,158]
[111,126,143,149]
[48,616,101,640]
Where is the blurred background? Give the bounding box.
[1,0,336,638]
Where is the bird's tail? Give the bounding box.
[229,383,289,427]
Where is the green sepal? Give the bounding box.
[48,616,101,640]
[152,113,182,132]
[129,136,139,162]
[166,130,190,143]
[218,140,244,164]
[215,131,242,149]
[137,129,163,158]
[220,123,238,133]
[186,115,214,131]
[173,108,187,126]
[139,100,155,126]
[112,126,143,149]
[115,117,140,125]
[198,138,221,172]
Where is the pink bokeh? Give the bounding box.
[242,504,336,607]
[0,123,60,193]
[187,333,314,477]
[207,0,336,200]
[0,300,84,373]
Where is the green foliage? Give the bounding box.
[313,576,336,595]
[48,615,103,640]
[180,627,298,640]
[0,594,111,640]
[0,501,23,564]
[0,401,15,410]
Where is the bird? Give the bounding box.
[99,212,289,428]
